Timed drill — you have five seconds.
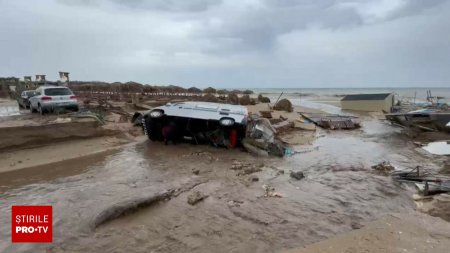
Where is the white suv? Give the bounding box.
[29,86,79,114]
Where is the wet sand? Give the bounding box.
[291,212,450,253]
[0,136,132,173]
[1,100,449,252]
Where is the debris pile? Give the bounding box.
[392,166,450,196]
[243,116,289,157]
[300,113,360,130]
[371,161,395,175]
[262,184,282,198]
[385,109,450,132]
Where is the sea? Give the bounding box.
[253,87,450,103]
[251,87,450,114]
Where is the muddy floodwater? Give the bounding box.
[0,118,445,252]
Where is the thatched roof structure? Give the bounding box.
[203,87,216,94]
[188,87,202,93]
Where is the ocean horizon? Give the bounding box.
[251,87,450,103]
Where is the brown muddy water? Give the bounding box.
[0,119,445,253]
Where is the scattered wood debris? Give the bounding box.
[299,113,360,130]
[371,161,395,175]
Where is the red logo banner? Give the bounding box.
[11,206,52,243]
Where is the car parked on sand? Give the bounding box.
[143,101,248,146]
[17,90,37,109]
[29,86,79,115]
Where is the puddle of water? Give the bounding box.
[423,141,450,155]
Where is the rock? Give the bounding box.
[187,191,208,205]
[249,175,259,182]
[258,94,271,103]
[274,99,293,112]
[290,171,304,180]
[192,169,200,175]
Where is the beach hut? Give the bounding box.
[340,93,394,112]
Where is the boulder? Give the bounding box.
[258,94,271,103]
[274,99,293,112]
[290,171,304,180]
[187,191,208,205]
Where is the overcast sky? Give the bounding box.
[1,0,449,88]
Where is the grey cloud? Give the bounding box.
[193,0,449,54]
[1,0,450,87]
[59,0,223,12]
[192,1,364,53]
[387,0,449,20]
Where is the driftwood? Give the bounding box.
[91,190,173,228]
